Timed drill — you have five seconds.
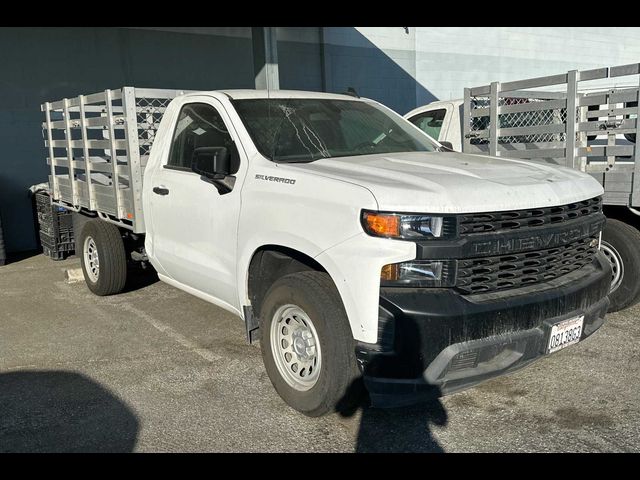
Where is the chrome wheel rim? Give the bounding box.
[601,241,624,293]
[270,304,321,391]
[83,236,100,283]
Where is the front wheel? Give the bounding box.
[79,219,128,296]
[601,218,640,312]
[259,271,360,416]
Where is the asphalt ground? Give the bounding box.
[1,253,638,452]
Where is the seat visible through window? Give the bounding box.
[168,103,237,172]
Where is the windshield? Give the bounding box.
[232,98,439,163]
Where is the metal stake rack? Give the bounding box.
[463,63,640,208]
[41,87,190,233]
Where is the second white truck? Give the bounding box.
[41,87,610,415]
[405,62,640,314]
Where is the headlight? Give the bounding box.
[381,260,455,287]
[361,210,446,239]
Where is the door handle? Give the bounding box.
[153,186,169,196]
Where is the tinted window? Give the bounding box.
[232,98,438,163]
[168,103,235,170]
[408,109,446,140]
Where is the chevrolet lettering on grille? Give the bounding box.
[470,219,604,256]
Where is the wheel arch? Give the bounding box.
[242,241,373,341]
[245,244,330,321]
[599,209,640,311]
[603,205,640,231]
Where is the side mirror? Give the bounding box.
[191,147,230,179]
[438,141,455,152]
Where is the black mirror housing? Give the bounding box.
[191,146,230,179]
[438,141,455,152]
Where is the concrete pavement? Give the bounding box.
[1,253,638,452]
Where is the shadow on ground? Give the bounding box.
[3,249,42,265]
[122,265,160,293]
[358,402,447,452]
[0,371,139,452]
[335,311,449,453]
[339,391,448,452]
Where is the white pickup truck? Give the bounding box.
[405,62,640,314]
[42,87,610,416]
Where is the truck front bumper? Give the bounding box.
[356,252,611,408]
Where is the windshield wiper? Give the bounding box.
[275,158,319,164]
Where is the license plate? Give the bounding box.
[547,316,584,354]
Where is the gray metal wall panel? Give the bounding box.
[277,28,323,92]
[322,27,433,115]
[0,27,254,252]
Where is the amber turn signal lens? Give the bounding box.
[380,263,399,281]
[364,212,400,237]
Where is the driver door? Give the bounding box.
[148,97,243,311]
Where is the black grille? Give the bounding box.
[441,217,458,237]
[458,196,602,235]
[456,236,599,294]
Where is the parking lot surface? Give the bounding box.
[1,254,638,452]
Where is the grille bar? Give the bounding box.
[458,196,602,235]
[456,236,598,294]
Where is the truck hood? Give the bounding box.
[285,151,604,213]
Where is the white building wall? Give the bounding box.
[415,27,640,103]
[322,27,640,113]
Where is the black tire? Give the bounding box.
[601,218,640,312]
[259,271,360,417]
[79,220,127,296]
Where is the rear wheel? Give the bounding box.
[601,218,640,312]
[259,271,360,416]
[79,220,127,296]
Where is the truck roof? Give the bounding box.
[205,89,361,101]
[404,99,463,119]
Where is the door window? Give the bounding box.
[408,109,446,140]
[167,103,237,172]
